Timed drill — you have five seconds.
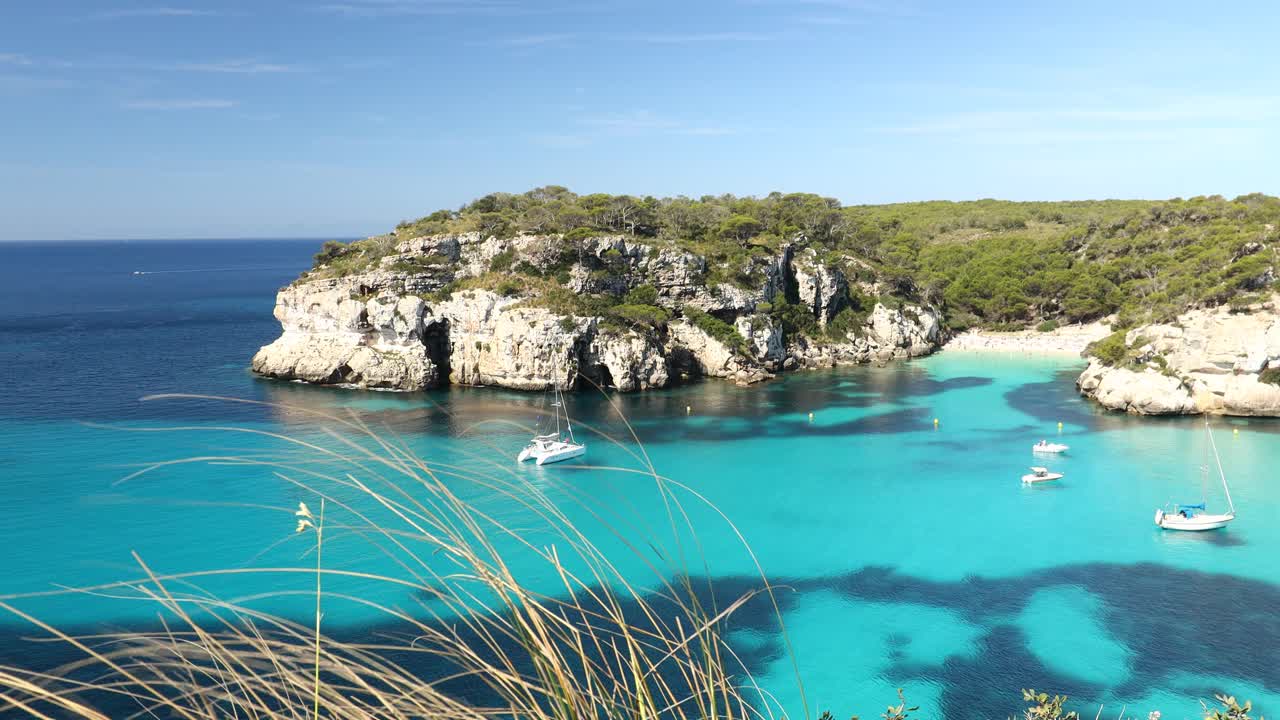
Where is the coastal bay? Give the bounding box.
[2,239,1279,719]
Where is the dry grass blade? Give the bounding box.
[0,394,801,720]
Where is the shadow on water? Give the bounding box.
[252,366,993,447]
[1003,368,1099,428]
[3,561,1276,720]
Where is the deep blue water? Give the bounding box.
[1,240,1278,719]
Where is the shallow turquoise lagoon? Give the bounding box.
[3,351,1279,720]
[2,241,1278,719]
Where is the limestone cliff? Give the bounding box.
[252,232,944,392]
[1076,298,1280,415]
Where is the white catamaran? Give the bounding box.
[517,364,585,466]
[1154,421,1236,531]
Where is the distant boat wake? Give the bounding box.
[132,266,295,275]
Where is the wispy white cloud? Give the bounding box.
[170,59,298,73]
[879,96,1280,137]
[534,109,746,148]
[637,31,770,44]
[744,0,930,17]
[489,32,577,47]
[971,127,1259,146]
[314,0,523,16]
[5,54,299,74]
[122,98,237,110]
[88,7,221,19]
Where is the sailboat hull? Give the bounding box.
[535,443,585,465]
[1154,509,1235,531]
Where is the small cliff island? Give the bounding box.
[253,188,1280,415]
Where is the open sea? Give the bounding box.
[1,239,1278,719]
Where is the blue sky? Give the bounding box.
[2,0,1278,240]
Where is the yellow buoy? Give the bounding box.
[1234,428,1240,435]
[933,418,939,427]
[808,412,814,422]
[685,405,691,415]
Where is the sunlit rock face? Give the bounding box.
[253,233,946,392]
[1077,297,1280,416]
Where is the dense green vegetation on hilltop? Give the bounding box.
[313,187,1280,332]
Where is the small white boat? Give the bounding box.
[1154,505,1234,531]
[518,433,586,466]
[1032,441,1069,454]
[1022,466,1063,484]
[518,359,585,466]
[1154,421,1235,532]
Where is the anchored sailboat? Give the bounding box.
[517,358,586,466]
[1154,421,1236,531]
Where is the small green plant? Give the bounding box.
[827,306,869,341]
[312,240,350,266]
[1021,689,1079,720]
[883,688,918,720]
[1260,367,1280,385]
[682,306,749,355]
[488,248,516,272]
[1085,330,1130,366]
[623,284,659,306]
[606,303,670,331]
[1036,319,1059,332]
[564,227,600,242]
[1204,694,1261,720]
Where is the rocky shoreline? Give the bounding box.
[1075,298,1280,416]
[252,232,942,392]
[250,233,1280,417]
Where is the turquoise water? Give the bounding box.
[2,241,1279,719]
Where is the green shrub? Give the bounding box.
[1084,330,1129,366]
[682,306,749,355]
[564,227,600,242]
[768,298,818,338]
[1260,367,1280,385]
[312,240,350,267]
[488,249,516,272]
[622,284,659,306]
[1036,319,1059,332]
[606,303,670,330]
[826,306,868,341]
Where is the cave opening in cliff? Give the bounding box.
[422,320,451,380]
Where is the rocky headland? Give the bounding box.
[250,189,1280,413]
[252,232,942,392]
[1076,297,1280,416]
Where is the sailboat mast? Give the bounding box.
[1206,421,1235,515]
[553,348,562,439]
[563,353,576,443]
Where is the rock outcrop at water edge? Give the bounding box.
[252,231,945,392]
[1076,298,1280,416]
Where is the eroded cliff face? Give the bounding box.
[252,232,944,392]
[1077,298,1280,415]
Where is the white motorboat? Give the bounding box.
[517,359,585,466]
[1022,466,1063,484]
[1154,421,1235,532]
[1032,441,1069,454]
